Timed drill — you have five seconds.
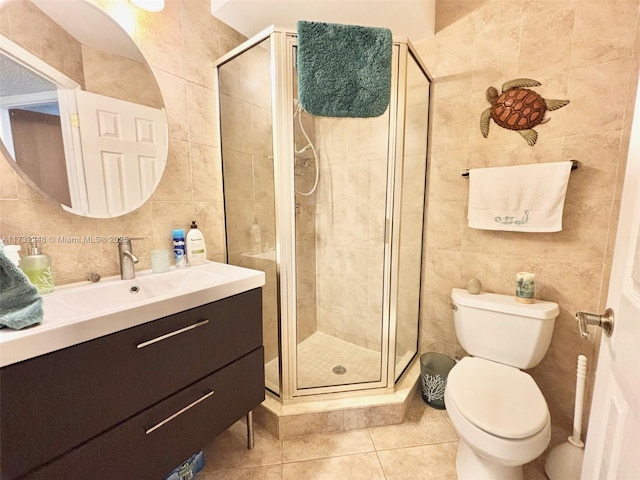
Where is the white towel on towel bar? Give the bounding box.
[467,161,573,232]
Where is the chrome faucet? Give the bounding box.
[118,237,139,280]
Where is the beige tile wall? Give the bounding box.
[314,112,390,352]
[0,0,244,285]
[81,44,163,108]
[415,0,640,456]
[0,0,84,87]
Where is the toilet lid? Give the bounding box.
[447,357,549,439]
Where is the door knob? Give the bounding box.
[575,308,614,339]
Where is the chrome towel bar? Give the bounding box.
[461,160,579,177]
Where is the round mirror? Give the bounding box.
[0,0,168,218]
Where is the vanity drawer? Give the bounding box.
[27,347,265,480]
[0,288,262,480]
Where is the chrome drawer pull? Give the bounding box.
[145,390,215,435]
[136,319,209,349]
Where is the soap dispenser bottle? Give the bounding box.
[186,220,207,266]
[21,241,54,294]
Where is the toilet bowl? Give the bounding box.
[448,289,559,480]
[445,357,550,479]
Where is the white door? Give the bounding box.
[75,90,167,217]
[581,78,640,479]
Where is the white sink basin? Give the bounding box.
[54,267,227,314]
[0,261,265,367]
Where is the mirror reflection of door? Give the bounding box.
[9,108,71,205]
[75,90,167,217]
[0,0,168,218]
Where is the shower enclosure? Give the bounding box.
[215,27,431,401]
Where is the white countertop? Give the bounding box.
[0,261,265,368]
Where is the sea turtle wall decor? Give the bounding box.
[480,78,570,146]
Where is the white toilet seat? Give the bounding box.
[446,357,548,438]
[445,357,551,469]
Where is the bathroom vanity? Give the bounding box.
[0,262,265,480]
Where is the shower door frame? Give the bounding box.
[277,32,393,398]
[271,30,422,400]
[215,27,432,401]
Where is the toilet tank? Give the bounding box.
[451,288,559,369]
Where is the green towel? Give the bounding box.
[0,240,43,329]
[296,20,392,118]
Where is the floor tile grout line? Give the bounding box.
[374,449,390,480]
[371,439,459,453]
[200,460,283,474]
[195,462,283,477]
[281,447,378,465]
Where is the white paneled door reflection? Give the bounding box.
[75,90,167,217]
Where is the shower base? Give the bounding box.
[257,331,420,439]
[265,331,384,390]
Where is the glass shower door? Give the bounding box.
[292,51,392,392]
[218,38,281,396]
[394,52,429,380]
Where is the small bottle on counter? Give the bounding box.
[21,241,54,294]
[172,229,187,268]
[186,221,207,266]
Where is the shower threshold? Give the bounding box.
[257,351,420,439]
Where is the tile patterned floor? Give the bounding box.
[195,394,550,480]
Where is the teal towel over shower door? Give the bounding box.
[296,20,393,118]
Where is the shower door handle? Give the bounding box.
[575,308,614,339]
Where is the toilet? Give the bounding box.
[445,288,559,480]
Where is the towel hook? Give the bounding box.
[461,160,579,177]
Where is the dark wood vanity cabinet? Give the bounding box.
[0,288,264,480]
